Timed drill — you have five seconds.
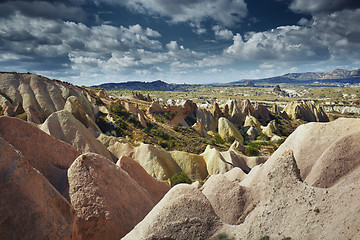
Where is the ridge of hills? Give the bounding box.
[92,79,189,91]
[91,68,360,91]
[231,68,360,85]
[1,71,360,239]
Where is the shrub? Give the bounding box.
[172,125,179,131]
[169,171,192,187]
[259,236,270,240]
[246,146,259,156]
[217,233,234,240]
[95,97,104,106]
[15,112,27,121]
[213,133,225,144]
[226,136,235,143]
[184,116,196,126]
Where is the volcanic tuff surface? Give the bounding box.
[124,118,360,240]
[1,72,358,240]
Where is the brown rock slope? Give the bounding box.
[123,184,221,240]
[0,116,80,198]
[270,117,360,186]
[123,118,360,240]
[39,110,116,161]
[131,143,182,180]
[68,153,158,239]
[117,156,170,203]
[0,137,79,240]
[0,72,94,123]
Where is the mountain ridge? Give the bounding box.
[230,68,360,85]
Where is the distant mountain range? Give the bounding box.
[92,80,187,91]
[92,68,360,91]
[231,68,360,85]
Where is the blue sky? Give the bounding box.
[0,0,359,85]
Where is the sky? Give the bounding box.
[0,0,360,85]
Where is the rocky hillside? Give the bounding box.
[124,118,360,240]
[231,68,360,84]
[1,72,356,240]
[92,79,188,91]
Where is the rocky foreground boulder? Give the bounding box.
[123,184,221,240]
[117,156,170,203]
[0,137,79,240]
[123,118,360,240]
[39,110,116,161]
[68,153,161,239]
[270,117,360,187]
[0,116,80,198]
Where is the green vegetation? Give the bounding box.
[152,111,175,123]
[245,146,260,156]
[213,133,225,145]
[216,233,235,240]
[226,136,235,143]
[15,112,27,121]
[97,102,227,154]
[244,139,285,156]
[275,115,306,137]
[259,236,270,240]
[259,236,291,240]
[169,171,192,187]
[95,97,104,106]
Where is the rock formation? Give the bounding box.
[269,117,360,187]
[122,184,221,240]
[283,101,329,122]
[218,117,244,143]
[124,118,360,239]
[0,116,80,198]
[95,133,135,159]
[196,108,217,132]
[201,145,233,175]
[192,121,210,138]
[117,156,170,203]
[0,137,79,240]
[39,110,116,161]
[131,143,182,180]
[0,72,94,123]
[253,102,272,125]
[68,153,156,239]
[261,119,279,138]
[170,151,208,181]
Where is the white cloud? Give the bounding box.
[226,9,360,63]
[212,25,234,40]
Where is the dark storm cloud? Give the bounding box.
[96,0,248,27]
[0,0,85,21]
[289,0,360,13]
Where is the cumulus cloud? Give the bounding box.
[289,0,360,13]
[98,0,247,27]
[225,9,360,63]
[0,13,164,74]
[212,25,234,40]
